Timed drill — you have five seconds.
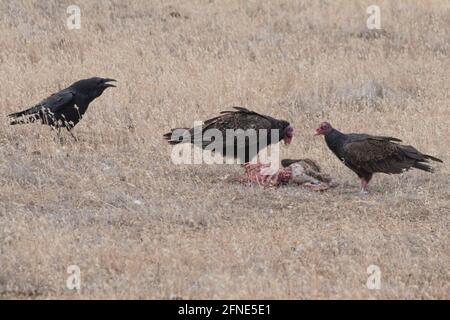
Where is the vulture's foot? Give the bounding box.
[358,178,370,194]
[359,182,369,194]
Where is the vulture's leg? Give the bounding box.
[359,178,369,194]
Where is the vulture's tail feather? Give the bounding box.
[163,128,190,145]
[424,154,443,163]
[413,162,434,173]
[402,145,443,164]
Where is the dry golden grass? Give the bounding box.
[0,0,449,299]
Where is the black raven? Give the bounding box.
[8,77,116,139]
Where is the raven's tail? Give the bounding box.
[8,107,35,118]
[8,108,40,125]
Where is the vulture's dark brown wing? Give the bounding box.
[346,134,402,143]
[342,137,441,174]
[343,138,410,174]
[194,107,276,150]
[204,107,273,132]
[164,107,288,162]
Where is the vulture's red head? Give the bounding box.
[315,122,332,135]
[283,125,294,145]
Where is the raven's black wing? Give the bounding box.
[8,88,76,122]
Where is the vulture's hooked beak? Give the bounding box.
[282,125,294,145]
[283,136,292,145]
[314,128,321,136]
[103,78,117,88]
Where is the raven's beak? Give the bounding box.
[103,78,117,88]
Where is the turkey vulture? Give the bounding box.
[315,122,443,193]
[8,77,116,139]
[164,107,293,163]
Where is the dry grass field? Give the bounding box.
[0,0,449,299]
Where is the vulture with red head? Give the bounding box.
[164,107,293,163]
[315,122,443,194]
